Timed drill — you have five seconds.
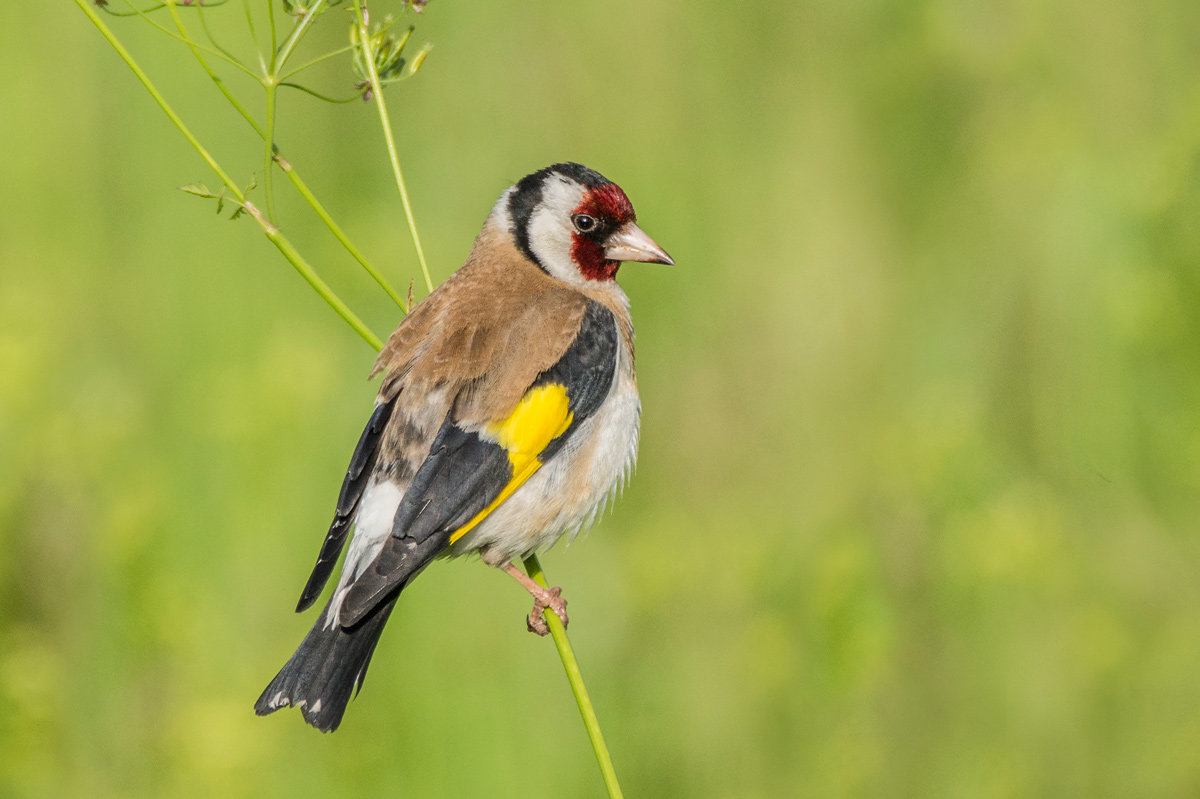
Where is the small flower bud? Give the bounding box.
[408,43,432,76]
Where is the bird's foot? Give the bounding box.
[501,561,570,636]
[526,586,568,636]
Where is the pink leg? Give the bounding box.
[501,562,569,636]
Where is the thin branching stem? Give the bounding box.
[166,4,262,134]
[274,155,409,311]
[124,0,257,76]
[275,2,321,70]
[264,80,278,222]
[267,0,278,61]
[164,5,406,313]
[262,6,281,225]
[278,82,359,103]
[265,2,323,227]
[242,0,267,74]
[350,0,434,295]
[101,1,168,17]
[264,5,312,224]
[103,0,232,15]
[279,44,356,82]
[76,0,383,351]
[198,3,241,64]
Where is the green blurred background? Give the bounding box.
[3,1,1199,796]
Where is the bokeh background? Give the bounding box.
[3,1,1199,796]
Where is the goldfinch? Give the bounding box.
[255,163,672,732]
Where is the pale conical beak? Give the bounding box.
[604,222,675,265]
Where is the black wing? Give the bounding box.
[295,396,397,612]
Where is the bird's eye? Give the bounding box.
[572,214,597,233]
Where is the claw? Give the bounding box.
[500,561,571,635]
[527,586,568,636]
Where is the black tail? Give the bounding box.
[255,593,399,732]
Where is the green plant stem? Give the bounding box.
[165,3,407,313]
[263,80,278,223]
[278,83,359,104]
[121,1,257,76]
[263,2,320,224]
[241,0,264,72]
[197,3,241,64]
[350,0,434,295]
[259,215,383,350]
[77,0,383,351]
[266,0,278,60]
[274,2,320,69]
[280,44,355,82]
[275,156,409,311]
[167,4,260,132]
[522,553,625,799]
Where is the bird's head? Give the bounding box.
[495,162,673,286]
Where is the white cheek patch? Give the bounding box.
[526,207,574,278]
[526,178,587,285]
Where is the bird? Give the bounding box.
[254,162,673,732]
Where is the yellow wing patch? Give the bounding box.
[448,384,573,545]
